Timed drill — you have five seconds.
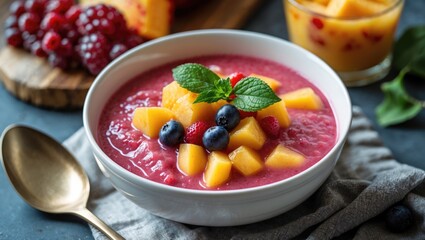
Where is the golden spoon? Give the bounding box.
[0,125,124,240]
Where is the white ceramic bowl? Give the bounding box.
[83,29,352,226]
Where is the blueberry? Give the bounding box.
[159,120,184,147]
[202,126,229,151]
[385,204,413,233]
[215,104,240,131]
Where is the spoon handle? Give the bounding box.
[73,208,125,240]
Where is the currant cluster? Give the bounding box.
[4,0,144,75]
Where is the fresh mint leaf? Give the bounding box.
[172,63,220,93]
[232,77,281,112]
[172,64,281,111]
[194,90,226,103]
[376,68,422,127]
[193,78,233,103]
[393,26,425,78]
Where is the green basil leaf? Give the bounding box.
[172,63,220,93]
[232,77,281,112]
[376,68,422,127]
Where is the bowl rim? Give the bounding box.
[83,29,352,196]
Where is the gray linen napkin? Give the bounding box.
[64,106,425,240]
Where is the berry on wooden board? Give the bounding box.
[3,0,146,74]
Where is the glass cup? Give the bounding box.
[284,0,404,87]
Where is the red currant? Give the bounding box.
[18,13,40,34]
[42,31,62,52]
[41,12,65,32]
[9,1,26,17]
[5,28,23,47]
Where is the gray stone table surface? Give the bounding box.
[1,0,424,239]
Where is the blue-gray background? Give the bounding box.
[1,0,424,239]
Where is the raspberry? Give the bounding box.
[77,33,111,75]
[76,4,127,39]
[259,116,280,139]
[229,72,245,87]
[184,121,211,146]
[124,33,144,48]
[65,5,82,24]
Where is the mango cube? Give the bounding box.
[228,117,266,151]
[280,87,323,110]
[171,93,215,127]
[161,81,189,109]
[257,100,291,128]
[265,145,305,169]
[132,107,174,138]
[203,151,232,188]
[178,144,207,176]
[210,99,228,112]
[249,73,282,92]
[228,146,263,176]
[326,0,387,18]
[81,0,173,39]
[299,0,328,14]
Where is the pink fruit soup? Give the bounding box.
[97,54,337,190]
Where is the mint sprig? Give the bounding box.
[375,26,425,127]
[172,63,281,111]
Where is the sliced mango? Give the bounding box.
[228,146,263,176]
[132,107,174,138]
[257,101,291,128]
[249,73,282,92]
[171,93,215,127]
[203,151,232,188]
[178,144,207,176]
[228,117,266,151]
[161,81,189,109]
[210,99,228,112]
[280,87,323,110]
[265,145,305,169]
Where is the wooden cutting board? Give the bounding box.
[0,0,263,109]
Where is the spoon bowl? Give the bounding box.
[0,125,123,240]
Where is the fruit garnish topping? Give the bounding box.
[159,120,185,147]
[184,121,211,146]
[259,116,280,139]
[172,63,281,112]
[202,126,230,151]
[228,72,246,88]
[215,104,240,131]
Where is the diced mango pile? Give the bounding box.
[297,0,392,18]
[132,70,325,188]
